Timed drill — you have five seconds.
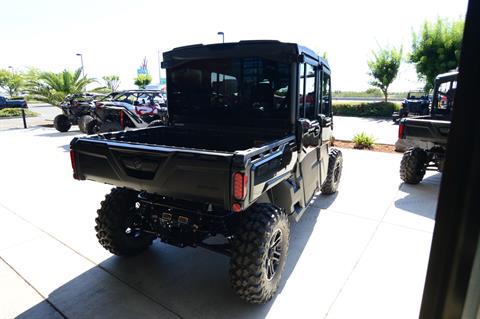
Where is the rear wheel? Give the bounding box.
[230,203,290,304]
[95,188,156,256]
[400,147,428,184]
[321,148,343,194]
[53,114,71,132]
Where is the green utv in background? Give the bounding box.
[70,41,343,303]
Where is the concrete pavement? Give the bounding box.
[0,104,60,130]
[333,116,398,145]
[0,127,439,318]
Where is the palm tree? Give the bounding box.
[27,68,96,105]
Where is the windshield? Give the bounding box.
[408,91,427,99]
[167,57,291,125]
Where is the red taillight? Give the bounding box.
[398,121,405,139]
[70,149,79,180]
[233,172,248,200]
[232,203,242,212]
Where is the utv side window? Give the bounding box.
[305,64,316,120]
[298,63,305,118]
[320,72,331,115]
[298,63,316,120]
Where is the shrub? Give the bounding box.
[353,132,375,149]
[0,108,38,118]
[333,102,400,117]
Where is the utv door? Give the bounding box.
[298,63,321,203]
[318,70,332,185]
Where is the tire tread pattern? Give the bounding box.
[230,203,290,304]
[400,147,427,184]
[321,148,343,194]
[95,188,154,256]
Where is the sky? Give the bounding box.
[0,0,468,92]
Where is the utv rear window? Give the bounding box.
[167,58,291,123]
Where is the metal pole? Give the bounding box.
[21,109,27,128]
[76,53,85,77]
[217,32,224,43]
[80,55,85,77]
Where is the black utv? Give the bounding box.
[398,70,457,184]
[53,93,106,133]
[392,90,430,122]
[69,41,343,303]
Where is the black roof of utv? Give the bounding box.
[161,40,329,69]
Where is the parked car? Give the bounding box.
[53,93,106,132]
[0,96,27,109]
[398,70,457,184]
[392,90,430,122]
[85,90,168,134]
[70,40,343,303]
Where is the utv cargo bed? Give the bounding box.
[70,126,292,208]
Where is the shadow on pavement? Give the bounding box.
[38,130,82,138]
[394,173,442,220]
[16,196,335,319]
[361,117,392,123]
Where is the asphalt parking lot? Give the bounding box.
[0,126,440,319]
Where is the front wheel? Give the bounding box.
[95,188,156,256]
[230,203,290,304]
[84,117,99,134]
[79,115,94,133]
[321,148,343,194]
[53,114,71,132]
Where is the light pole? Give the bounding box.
[217,32,224,43]
[76,53,85,77]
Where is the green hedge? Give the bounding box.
[0,108,39,118]
[332,102,400,117]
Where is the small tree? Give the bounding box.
[367,46,402,102]
[410,18,464,91]
[0,69,24,97]
[134,74,152,89]
[102,75,121,92]
[27,68,96,105]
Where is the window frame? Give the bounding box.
[319,69,332,116]
[298,61,318,120]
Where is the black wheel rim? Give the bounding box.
[266,229,283,281]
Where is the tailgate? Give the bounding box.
[70,138,233,206]
[402,118,450,144]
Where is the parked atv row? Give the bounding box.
[54,90,167,134]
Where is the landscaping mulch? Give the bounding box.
[333,140,399,153]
